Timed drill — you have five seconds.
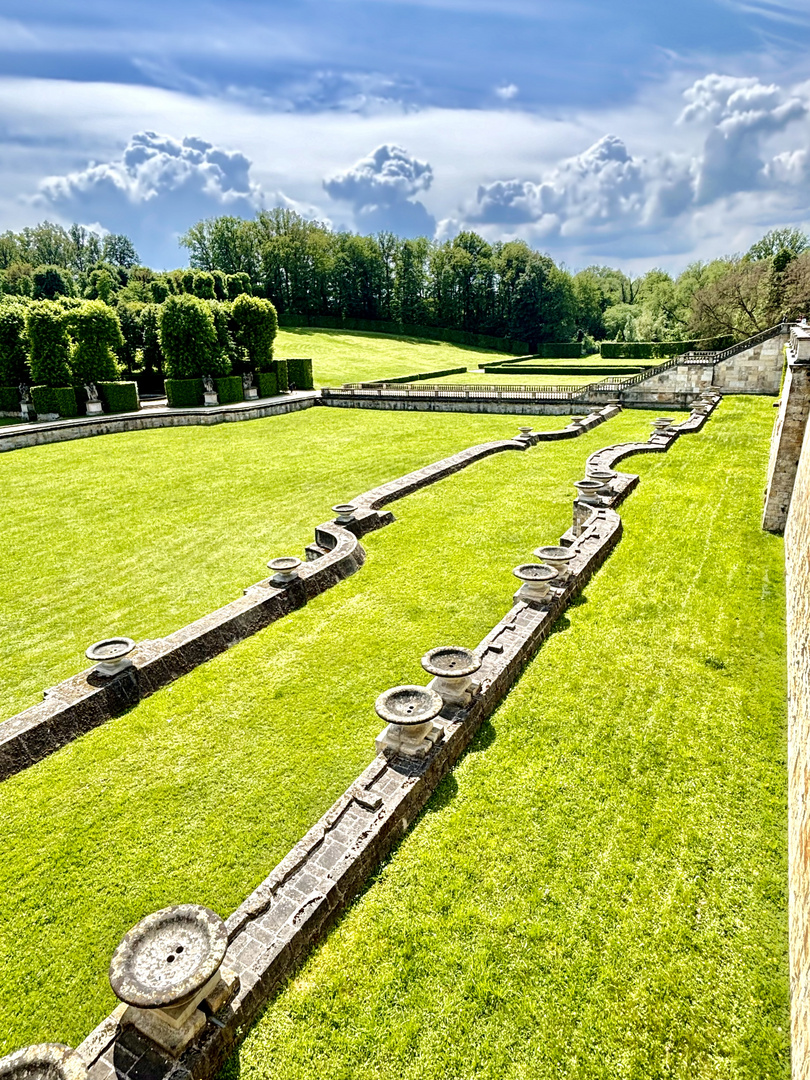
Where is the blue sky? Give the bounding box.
[1,0,809,269]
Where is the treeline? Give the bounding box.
[2,217,810,351]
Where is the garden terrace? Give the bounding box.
[1,407,690,1053]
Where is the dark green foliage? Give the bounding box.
[286,357,313,390]
[150,278,170,304]
[32,265,74,300]
[227,272,252,298]
[65,301,123,385]
[2,264,33,297]
[0,386,20,411]
[193,272,216,300]
[116,302,144,371]
[212,270,228,300]
[232,294,278,371]
[158,294,225,378]
[600,336,734,359]
[363,366,466,385]
[101,234,139,269]
[30,384,77,417]
[214,375,243,404]
[164,378,204,407]
[208,301,239,373]
[97,381,139,413]
[257,370,278,397]
[0,304,29,385]
[181,269,195,294]
[26,302,72,387]
[270,359,288,392]
[141,305,165,376]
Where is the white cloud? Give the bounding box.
[323,143,436,235]
[495,84,519,100]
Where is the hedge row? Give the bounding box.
[0,386,19,412]
[215,375,244,405]
[286,358,314,390]
[481,364,649,376]
[98,381,139,413]
[31,385,78,417]
[600,335,734,359]
[277,314,530,355]
[359,366,467,386]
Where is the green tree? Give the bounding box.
[102,234,139,268]
[747,227,809,261]
[26,302,72,387]
[33,265,74,300]
[0,302,29,385]
[66,300,123,385]
[231,294,278,371]
[158,294,225,378]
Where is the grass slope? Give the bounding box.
[274,327,507,385]
[226,396,789,1080]
[0,409,569,718]
[0,409,671,1052]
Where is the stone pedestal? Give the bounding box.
[203,391,219,406]
[20,402,30,421]
[422,646,481,708]
[245,387,259,399]
[86,401,103,415]
[374,685,444,759]
[121,967,238,1056]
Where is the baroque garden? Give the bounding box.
[0,218,807,1080]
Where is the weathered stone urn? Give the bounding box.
[85,637,136,678]
[332,504,357,524]
[573,479,603,504]
[584,469,615,495]
[374,684,444,758]
[533,544,575,582]
[267,557,302,585]
[0,1044,88,1080]
[652,417,675,433]
[512,563,557,604]
[421,645,481,707]
[109,904,237,1056]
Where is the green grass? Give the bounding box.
[275,326,509,386]
[0,409,571,719]
[0,408,678,1052]
[426,371,604,387]
[0,417,22,426]
[225,396,788,1080]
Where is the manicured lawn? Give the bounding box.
[274,326,509,385]
[0,417,22,426]
[0,408,672,1053]
[0,408,572,719]
[427,371,604,387]
[226,396,788,1079]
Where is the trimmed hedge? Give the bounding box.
[480,363,651,376]
[98,381,140,413]
[232,294,278,370]
[27,303,72,388]
[600,335,734,359]
[257,371,278,398]
[0,386,19,412]
[361,366,467,386]
[286,358,313,391]
[257,360,288,395]
[214,375,243,404]
[164,378,203,408]
[159,294,224,378]
[31,385,78,417]
[277,314,530,355]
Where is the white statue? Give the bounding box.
[203,375,215,394]
[85,383,99,402]
[242,372,253,390]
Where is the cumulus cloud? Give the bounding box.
[463,74,809,251]
[495,84,519,100]
[34,131,272,266]
[323,143,435,236]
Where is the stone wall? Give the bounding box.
[784,385,810,1080]
[628,332,788,398]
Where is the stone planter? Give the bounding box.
[533,544,575,582]
[421,645,481,707]
[109,904,236,1056]
[585,469,616,495]
[573,479,603,504]
[85,637,136,678]
[0,1044,88,1080]
[374,684,444,758]
[512,563,557,603]
[332,504,357,524]
[267,557,302,585]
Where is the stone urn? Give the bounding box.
[374,684,444,758]
[421,645,481,707]
[585,469,616,495]
[532,544,575,582]
[0,1045,88,1080]
[332,504,357,524]
[512,563,557,603]
[85,637,136,678]
[652,417,675,433]
[517,426,534,440]
[569,415,587,426]
[573,479,603,504]
[109,904,234,1056]
[267,557,302,585]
